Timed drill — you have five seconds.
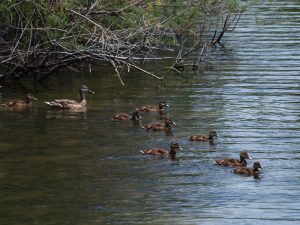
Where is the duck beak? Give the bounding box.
[166,104,170,107]
[248,156,253,160]
[172,121,176,125]
[88,89,95,94]
[179,147,183,150]
[32,97,38,101]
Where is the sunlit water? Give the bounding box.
[1,1,300,224]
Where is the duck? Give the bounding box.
[45,85,94,110]
[1,93,38,107]
[136,101,169,113]
[141,118,175,131]
[139,142,182,159]
[234,162,262,177]
[189,130,218,142]
[214,151,252,167]
[112,111,141,121]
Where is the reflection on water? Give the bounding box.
[1,1,300,224]
[0,105,39,113]
[45,109,88,120]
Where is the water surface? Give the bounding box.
[1,1,300,224]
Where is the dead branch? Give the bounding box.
[0,0,244,85]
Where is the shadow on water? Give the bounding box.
[1,1,300,224]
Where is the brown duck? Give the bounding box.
[113,111,141,121]
[139,142,182,159]
[234,162,262,177]
[45,85,94,110]
[136,101,169,113]
[141,118,175,131]
[189,130,218,142]
[214,151,252,167]
[1,93,38,107]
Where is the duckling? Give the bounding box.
[234,162,262,177]
[141,118,175,131]
[136,101,169,113]
[139,142,182,159]
[214,151,252,167]
[113,111,141,121]
[1,93,38,107]
[45,85,94,110]
[189,130,218,142]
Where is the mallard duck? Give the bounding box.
[136,101,169,113]
[141,118,175,131]
[189,130,218,142]
[1,93,38,107]
[234,162,262,177]
[112,111,141,121]
[139,142,182,159]
[45,85,94,110]
[214,152,252,167]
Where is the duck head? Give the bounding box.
[158,101,169,109]
[27,93,38,101]
[80,85,94,94]
[253,162,262,170]
[131,111,141,120]
[170,142,183,151]
[240,151,252,160]
[209,130,218,139]
[165,118,176,126]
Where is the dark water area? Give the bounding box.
[1,1,300,224]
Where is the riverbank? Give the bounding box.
[0,0,246,87]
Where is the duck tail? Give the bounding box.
[189,136,196,141]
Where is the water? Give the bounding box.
[1,1,300,224]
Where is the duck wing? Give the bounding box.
[214,158,231,166]
[45,99,80,109]
[234,167,251,175]
[141,123,155,129]
[54,99,78,104]
[190,135,207,141]
[2,100,26,107]
[139,148,168,155]
[136,105,156,112]
[113,113,130,120]
[215,158,241,166]
[214,158,226,165]
[45,101,66,108]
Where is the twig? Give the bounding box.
[110,60,126,87]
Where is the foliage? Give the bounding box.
[0,0,245,40]
[0,0,249,83]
